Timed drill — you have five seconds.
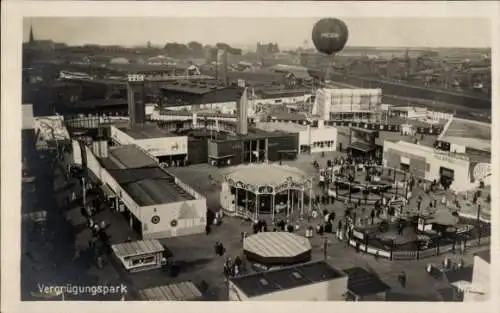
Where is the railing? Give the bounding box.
[347,235,491,261]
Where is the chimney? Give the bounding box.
[223,49,228,86]
[127,74,146,127]
[236,87,249,135]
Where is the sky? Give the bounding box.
[24,17,492,49]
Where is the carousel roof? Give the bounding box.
[224,164,309,187]
[244,232,312,259]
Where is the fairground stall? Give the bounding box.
[220,164,313,221]
[111,239,165,272]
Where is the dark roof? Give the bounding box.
[350,127,379,134]
[475,250,490,264]
[348,141,375,153]
[71,98,128,108]
[343,267,391,296]
[102,145,195,206]
[119,124,174,140]
[258,89,311,99]
[108,145,157,168]
[160,85,243,107]
[229,261,346,298]
[444,266,474,284]
[160,85,220,95]
[269,112,308,122]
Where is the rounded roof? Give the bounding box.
[244,232,312,258]
[224,164,308,187]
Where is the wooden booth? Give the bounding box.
[111,239,165,272]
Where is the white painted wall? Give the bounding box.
[464,255,490,302]
[299,127,338,153]
[135,136,188,157]
[229,276,348,301]
[110,125,188,157]
[141,199,206,239]
[383,141,475,192]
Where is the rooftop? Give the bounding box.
[343,267,391,296]
[386,116,448,128]
[255,122,308,133]
[224,163,309,188]
[111,239,164,259]
[229,261,346,298]
[119,124,175,140]
[475,250,491,264]
[213,126,293,142]
[376,131,438,147]
[160,84,222,95]
[102,145,195,206]
[390,106,428,112]
[160,85,243,107]
[440,118,491,152]
[268,112,309,122]
[136,282,203,301]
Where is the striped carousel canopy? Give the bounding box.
[223,164,309,189]
[244,232,312,258]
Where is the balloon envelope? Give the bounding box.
[312,18,349,55]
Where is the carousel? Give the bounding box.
[220,164,313,221]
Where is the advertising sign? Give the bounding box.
[137,136,188,156]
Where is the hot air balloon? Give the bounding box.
[312,18,349,55]
[311,18,349,84]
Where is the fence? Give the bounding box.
[347,235,491,261]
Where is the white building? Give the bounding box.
[109,124,188,163]
[312,88,383,121]
[255,120,338,154]
[383,140,490,192]
[84,144,207,239]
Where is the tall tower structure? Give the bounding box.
[127,74,146,127]
[236,86,249,136]
[29,23,35,43]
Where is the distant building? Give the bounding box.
[312,88,383,122]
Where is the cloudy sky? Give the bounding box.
[24,17,491,49]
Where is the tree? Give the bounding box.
[164,42,191,58]
[188,41,204,57]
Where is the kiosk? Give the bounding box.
[111,239,165,272]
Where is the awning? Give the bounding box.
[347,142,375,153]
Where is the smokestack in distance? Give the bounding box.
[236,86,248,136]
[127,74,146,127]
[222,49,228,86]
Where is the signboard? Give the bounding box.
[128,74,145,82]
[137,136,188,156]
[433,150,470,163]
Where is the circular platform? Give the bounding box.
[243,232,312,265]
